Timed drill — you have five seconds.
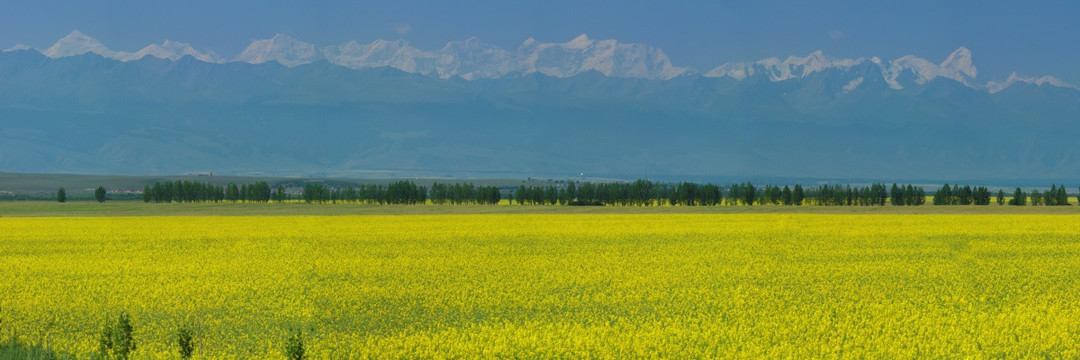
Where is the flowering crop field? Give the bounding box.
[2,214,1080,358]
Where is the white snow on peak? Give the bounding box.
[323,39,426,72]
[39,30,221,63]
[777,50,863,80]
[566,34,592,49]
[703,47,1056,94]
[233,34,318,66]
[941,47,977,79]
[885,56,938,88]
[20,32,1073,90]
[44,30,117,58]
[321,34,685,80]
[435,37,515,79]
[118,40,223,63]
[884,47,978,88]
[704,62,754,80]
[842,77,864,92]
[3,44,33,52]
[322,36,514,79]
[513,34,687,79]
[704,50,864,81]
[987,72,1076,94]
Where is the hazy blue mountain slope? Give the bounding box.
[1,51,1079,180]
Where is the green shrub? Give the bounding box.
[98,312,135,360]
[284,329,305,360]
[176,325,195,359]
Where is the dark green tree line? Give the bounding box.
[303,181,426,204]
[932,184,991,205]
[142,180,241,203]
[429,182,501,205]
[806,183,888,206]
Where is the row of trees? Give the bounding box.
[302,181,427,204]
[932,184,994,205]
[429,182,501,205]
[142,180,282,203]
[511,181,1076,207]
[1008,184,1071,206]
[513,180,729,206]
[931,184,1071,206]
[512,181,811,206]
[1031,184,1070,205]
[143,180,224,203]
[58,180,1079,207]
[511,181,894,207]
[802,184,890,206]
[223,181,280,202]
[890,184,928,206]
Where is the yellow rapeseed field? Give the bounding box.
[2,214,1080,358]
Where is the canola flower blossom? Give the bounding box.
[1,214,1079,358]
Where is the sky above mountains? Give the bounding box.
[3,0,1079,84]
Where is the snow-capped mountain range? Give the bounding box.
[3,30,1072,92]
[233,33,687,80]
[703,47,986,90]
[4,30,1080,180]
[24,30,224,63]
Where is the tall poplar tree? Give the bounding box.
[94,186,107,203]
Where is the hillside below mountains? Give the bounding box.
[2,32,1079,180]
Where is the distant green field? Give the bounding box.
[0,201,1076,217]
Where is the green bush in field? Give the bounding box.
[176,325,195,359]
[285,329,305,360]
[98,312,135,360]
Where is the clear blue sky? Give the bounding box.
[4,0,1079,83]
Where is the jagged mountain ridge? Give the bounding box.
[232,33,687,80]
[11,30,1071,91]
[1,49,1079,180]
[30,30,223,64]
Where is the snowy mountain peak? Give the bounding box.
[940,47,976,79]
[44,29,115,58]
[567,34,592,49]
[884,47,977,88]
[368,39,407,49]
[318,34,686,80]
[443,37,498,51]
[3,44,32,52]
[323,38,425,73]
[11,33,1071,90]
[233,34,318,66]
[987,72,1076,94]
[703,47,1063,94]
[38,30,222,63]
[123,40,223,63]
[705,50,862,81]
[514,34,687,79]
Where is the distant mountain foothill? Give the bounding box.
[1,31,1078,180]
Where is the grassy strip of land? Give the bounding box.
[0,201,1077,217]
